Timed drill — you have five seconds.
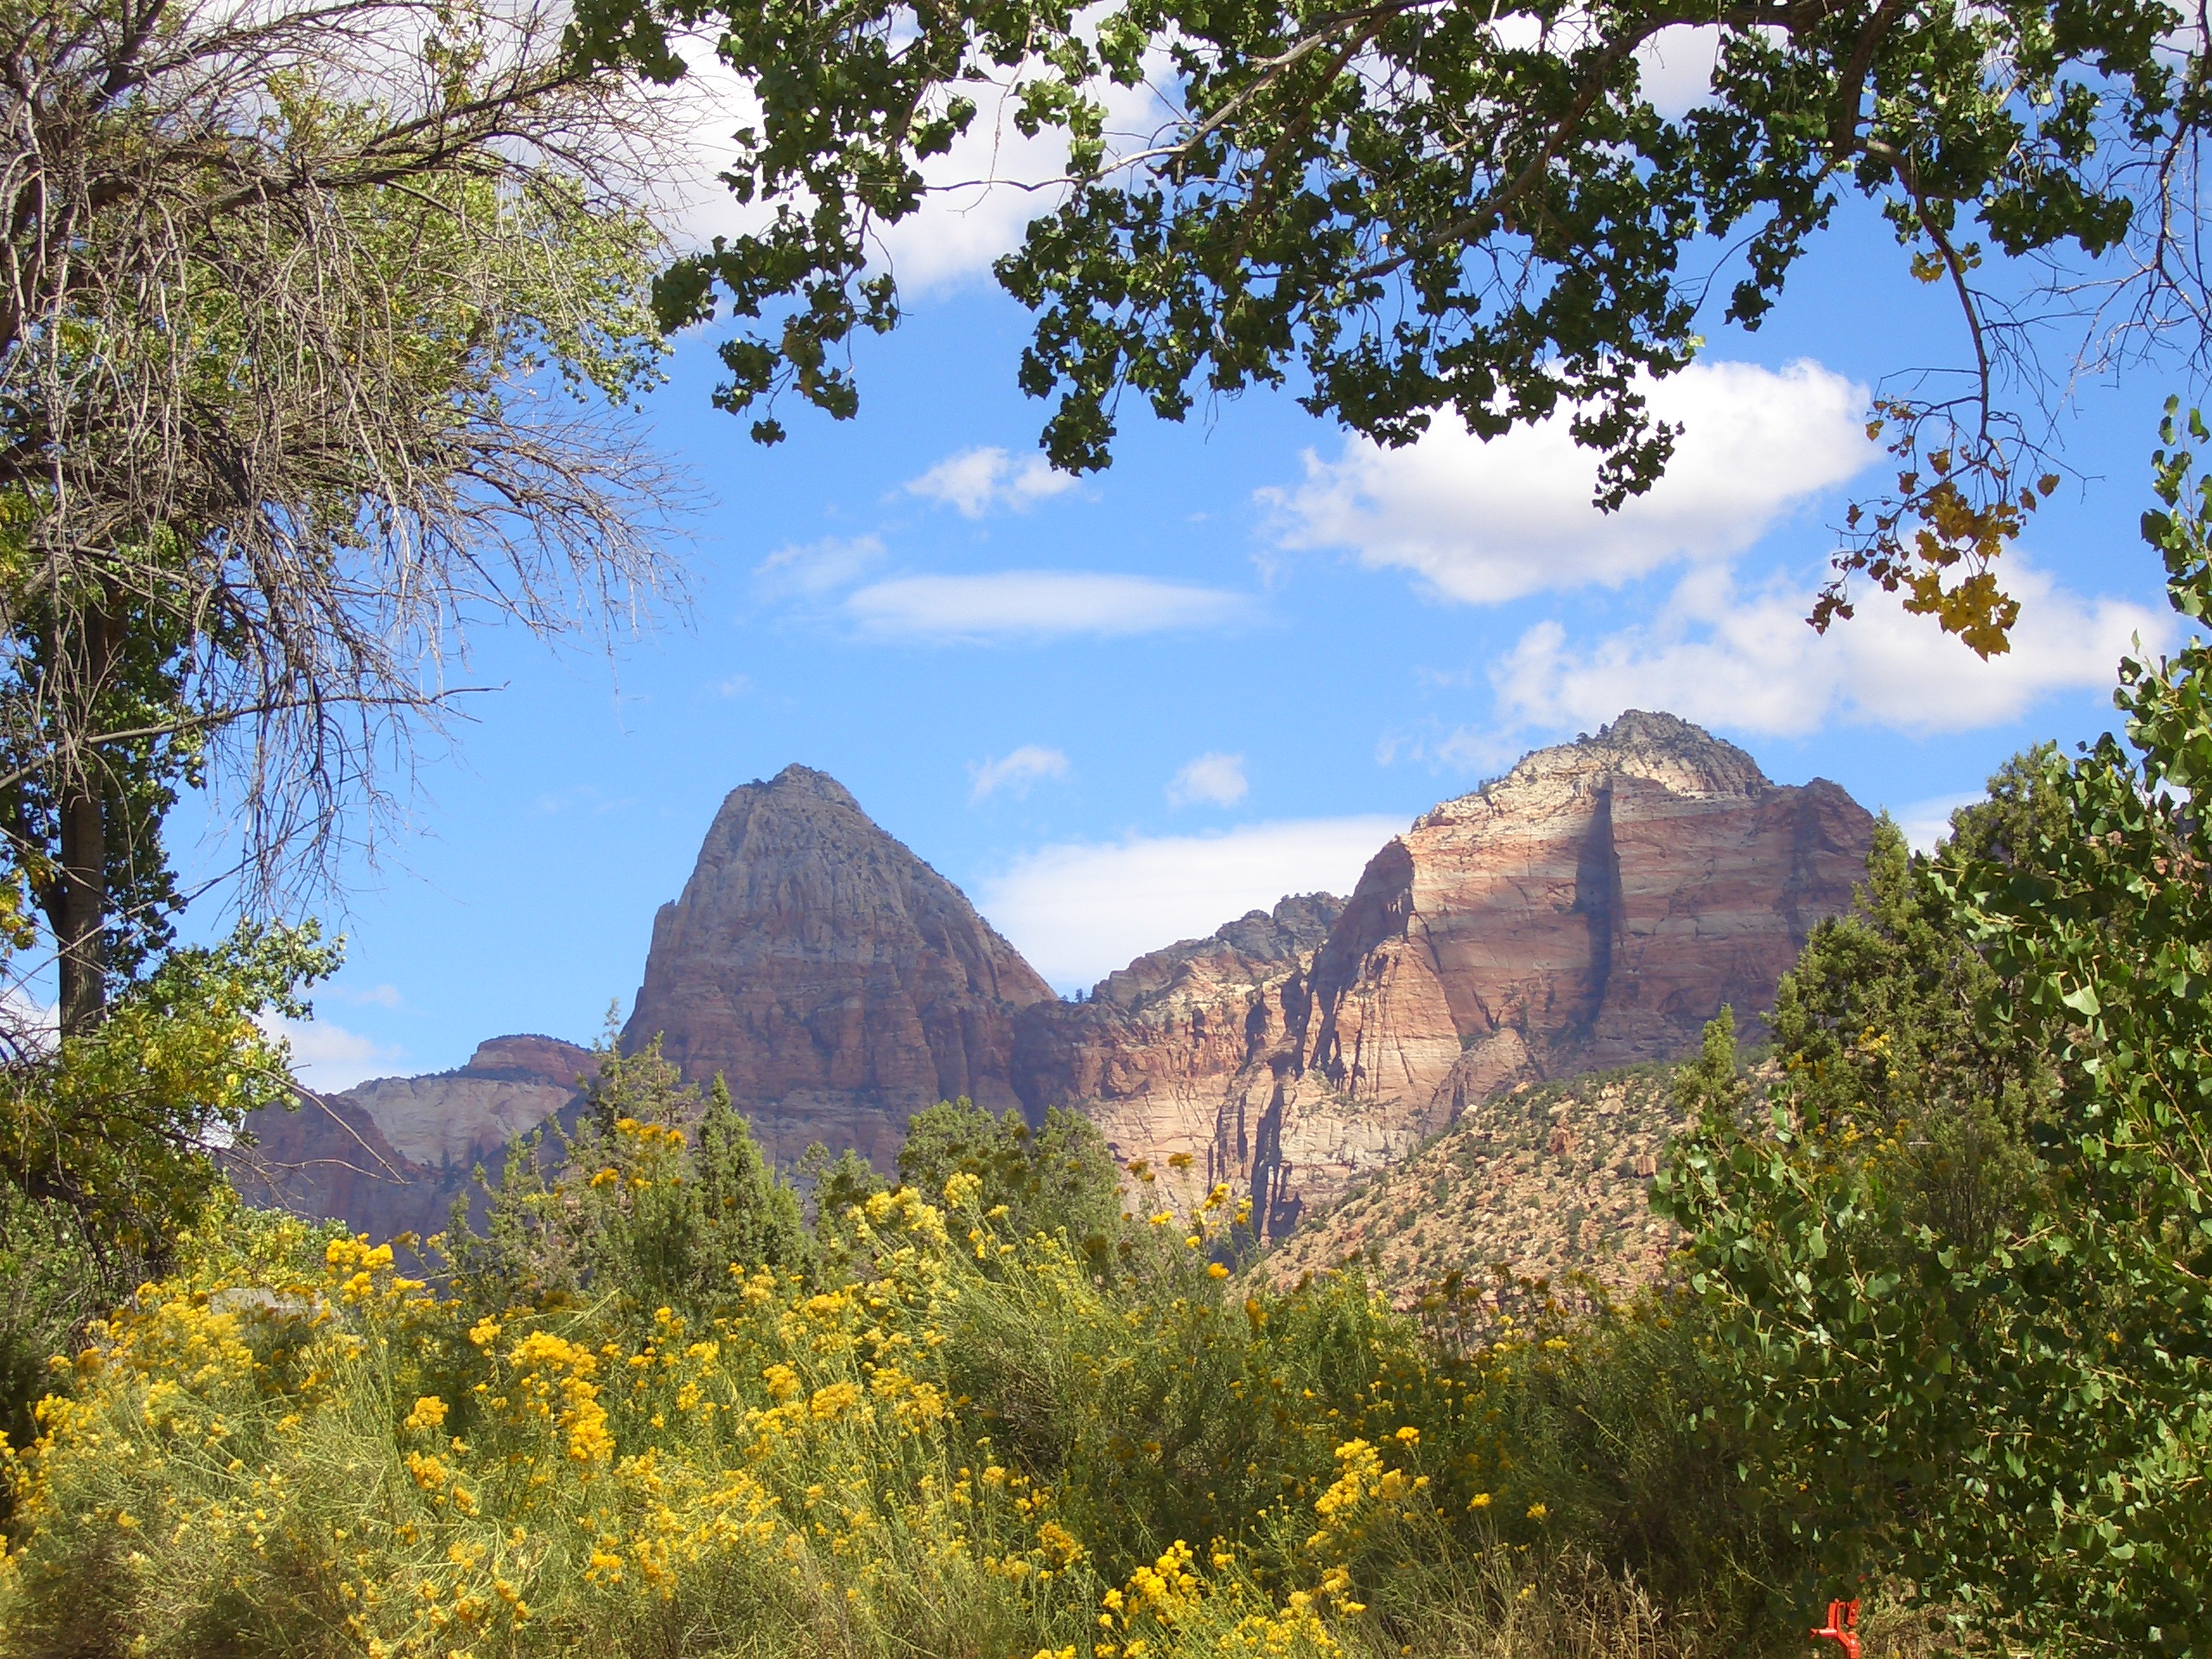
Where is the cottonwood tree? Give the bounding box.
[578,0,2212,656]
[0,0,685,1036]
[1655,407,2212,1649]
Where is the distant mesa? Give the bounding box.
[245,715,1875,1255]
[232,1034,593,1242]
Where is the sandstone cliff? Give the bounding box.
[232,1034,593,1240]
[238,717,1871,1252]
[1010,895,1342,1214]
[1018,713,1872,1236]
[623,764,1057,1166]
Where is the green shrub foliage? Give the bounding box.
[1661,409,2212,1655]
[896,1099,1128,1268]
[447,1037,813,1319]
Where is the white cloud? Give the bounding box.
[257,1013,407,1094]
[1375,722,1528,777]
[846,571,1249,640]
[906,447,1077,517]
[1267,359,1875,605]
[1887,792,1984,854]
[1492,559,2171,737]
[970,745,1071,803]
[1635,24,1724,117]
[0,986,55,1054]
[658,40,1167,295]
[326,982,404,1010]
[978,817,1402,989]
[1166,752,1249,808]
[869,68,1168,295]
[754,534,886,599]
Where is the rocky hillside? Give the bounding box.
[245,715,1872,1251]
[623,764,1056,1167]
[1256,1065,1688,1312]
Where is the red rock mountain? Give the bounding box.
[1011,893,1344,1173]
[621,764,1057,1166]
[1017,712,1874,1235]
[239,718,1872,1249]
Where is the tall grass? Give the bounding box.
[0,1158,1857,1659]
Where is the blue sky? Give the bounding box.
[194,78,2192,1089]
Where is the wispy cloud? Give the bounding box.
[533,785,636,817]
[969,745,1071,803]
[257,1013,407,1094]
[1376,723,1529,777]
[977,817,1401,990]
[846,571,1250,641]
[1166,752,1248,808]
[906,447,1077,518]
[324,982,404,1011]
[1266,359,1874,605]
[1491,558,2168,737]
[753,534,887,600]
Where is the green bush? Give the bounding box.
[445,1038,813,1319]
[1659,416,2212,1655]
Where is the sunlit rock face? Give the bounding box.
[622,764,1057,1167]
[232,1034,593,1240]
[1009,895,1346,1218]
[342,1035,594,1169]
[240,718,1870,1250]
[1017,713,1874,1237]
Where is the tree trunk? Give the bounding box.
[53,606,116,1037]
[54,768,107,1035]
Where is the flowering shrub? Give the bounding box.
[0,1180,1397,1656]
[1,988,1853,1659]
[0,1147,1782,1659]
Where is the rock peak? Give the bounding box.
[623,766,1054,1166]
[1428,711,1768,827]
[759,762,862,810]
[1592,707,1759,764]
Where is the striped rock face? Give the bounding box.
[1015,713,1873,1238]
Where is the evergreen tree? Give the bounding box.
[450,1038,811,1319]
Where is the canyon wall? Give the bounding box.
[1014,712,1874,1234]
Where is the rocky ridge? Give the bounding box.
[243,715,1872,1276]
[1011,894,1344,1196]
[1256,1065,1689,1311]
[233,1035,594,1240]
[1032,711,1872,1235]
